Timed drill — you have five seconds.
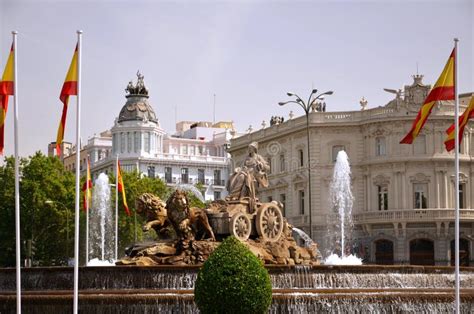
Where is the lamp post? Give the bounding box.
[45,200,70,262]
[279,89,333,239]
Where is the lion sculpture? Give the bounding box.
[136,193,171,237]
[136,191,215,241]
[166,189,216,241]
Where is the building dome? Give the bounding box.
[118,71,158,123]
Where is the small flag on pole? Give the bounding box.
[55,44,78,156]
[117,160,130,216]
[444,96,474,151]
[0,44,14,155]
[400,49,455,144]
[82,156,92,210]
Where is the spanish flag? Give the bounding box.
[81,156,92,211]
[117,160,130,216]
[55,44,78,156]
[444,96,474,151]
[400,49,455,144]
[0,44,14,155]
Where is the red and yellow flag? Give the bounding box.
[117,161,130,216]
[400,49,455,144]
[444,96,474,151]
[0,44,14,155]
[81,156,93,211]
[56,44,78,156]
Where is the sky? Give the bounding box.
[0,0,472,157]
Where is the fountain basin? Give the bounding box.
[0,265,473,313]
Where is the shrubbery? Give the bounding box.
[194,236,272,313]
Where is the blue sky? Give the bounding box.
[0,0,472,157]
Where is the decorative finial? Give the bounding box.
[289,111,294,120]
[360,97,368,110]
[261,120,267,129]
[247,125,253,133]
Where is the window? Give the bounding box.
[460,184,466,209]
[280,194,286,216]
[299,190,305,215]
[165,167,172,183]
[144,132,150,153]
[213,169,221,185]
[414,134,426,154]
[112,134,116,154]
[378,186,388,211]
[332,145,345,162]
[267,157,272,174]
[198,146,204,155]
[375,137,386,156]
[181,168,189,184]
[280,154,286,172]
[414,183,428,209]
[198,169,205,184]
[127,132,133,153]
[134,132,140,153]
[214,191,221,200]
[120,133,125,153]
[147,166,155,178]
[182,145,188,155]
[190,146,195,155]
[298,149,304,167]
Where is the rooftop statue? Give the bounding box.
[125,70,149,96]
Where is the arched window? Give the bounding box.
[375,239,394,265]
[451,239,470,266]
[410,238,434,265]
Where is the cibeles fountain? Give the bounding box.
[1,144,474,311]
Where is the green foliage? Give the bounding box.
[0,152,75,266]
[194,236,272,314]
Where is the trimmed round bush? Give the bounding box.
[194,236,272,314]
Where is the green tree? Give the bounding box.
[0,152,75,267]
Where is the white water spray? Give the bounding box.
[175,184,206,202]
[325,150,361,265]
[89,173,115,264]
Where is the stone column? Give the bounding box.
[394,172,399,209]
[435,171,440,209]
[443,171,449,208]
[401,172,407,209]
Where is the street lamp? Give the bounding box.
[45,200,71,261]
[279,89,334,239]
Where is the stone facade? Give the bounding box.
[228,75,474,266]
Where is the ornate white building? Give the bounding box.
[54,73,234,201]
[228,75,474,266]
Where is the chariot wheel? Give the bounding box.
[256,204,283,242]
[230,212,252,241]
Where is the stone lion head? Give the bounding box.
[136,193,167,216]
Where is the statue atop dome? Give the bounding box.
[125,70,149,96]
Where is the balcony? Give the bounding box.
[353,208,474,224]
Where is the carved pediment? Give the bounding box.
[410,173,430,183]
[373,174,390,186]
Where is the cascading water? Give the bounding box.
[325,150,361,265]
[88,173,114,265]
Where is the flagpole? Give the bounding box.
[115,154,119,260]
[85,155,89,265]
[12,30,21,314]
[73,30,83,314]
[453,37,460,314]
